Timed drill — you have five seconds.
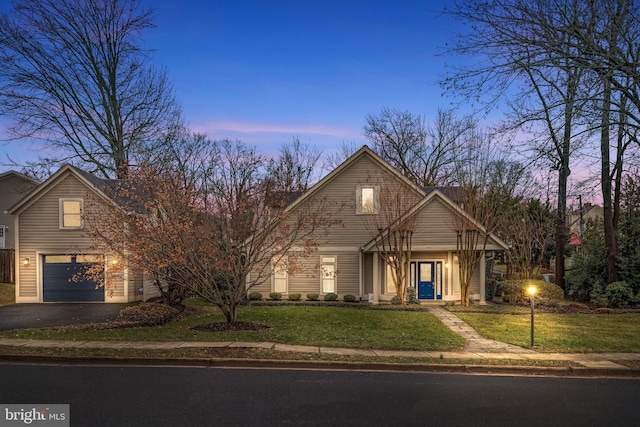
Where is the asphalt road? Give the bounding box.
[0,304,123,330]
[0,364,638,426]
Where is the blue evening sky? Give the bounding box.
[1,0,471,170]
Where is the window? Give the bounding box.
[385,263,397,295]
[452,256,461,294]
[0,225,5,249]
[273,257,288,293]
[356,185,378,214]
[320,256,337,293]
[60,199,83,228]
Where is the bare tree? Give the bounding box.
[362,177,423,304]
[85,138,336,323]
[0,0,181,179]
[363,108,474,187]
[442,0,596,291]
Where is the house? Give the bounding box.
[252,146,508,304]
[568,202,604,246]
[8,165,157,303]
[0,171,39,283]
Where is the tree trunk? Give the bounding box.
[601,75,618,283]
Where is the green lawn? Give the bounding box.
[0,305,466,352]
[0,283,14,306]
[457,312,640,353]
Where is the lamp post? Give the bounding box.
[527,284,537,348]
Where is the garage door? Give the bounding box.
[42,255,104,302]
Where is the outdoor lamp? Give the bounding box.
[23,257,30,266]
[528,284,537,347]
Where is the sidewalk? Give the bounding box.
[0,308,637,376]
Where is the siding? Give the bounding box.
[0,174,36,249]
[411,198,459,248]
[16,171,127,301]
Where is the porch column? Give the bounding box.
[372,253,380,304]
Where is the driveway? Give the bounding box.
[0,304,125,331]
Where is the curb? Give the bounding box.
[1,354,638,378]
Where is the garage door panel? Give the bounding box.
[43,259,104,302]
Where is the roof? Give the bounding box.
[362,188,510,252]
[0,170,40,186]
[7,164,137,215]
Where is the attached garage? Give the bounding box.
[42,255,105,302]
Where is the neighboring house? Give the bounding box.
[0,171,39,283]
[8,165,157,303]
[568,202,604,246]
[252,146,508,304]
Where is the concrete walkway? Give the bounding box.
[426,306,537,354]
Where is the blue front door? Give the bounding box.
[417,262,434,299]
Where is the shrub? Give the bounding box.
[117,303,179,326]
[405,287,419,305]
[390,296,401,305]
[343,294,357,302]
[248,292,262,301]
[486,279,498,301]
[288,293,302,301]
[269,292,282,301]
[306,293,319,301]
[604,281,634,308]
[500,279,564,305]
[324,292,338,301]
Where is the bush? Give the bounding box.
[390,296,401,305]
[604,281,634,308]
[288,293,302,301]
[117,303,179,326]
[500,279,564,305]
[405,287,419,305]
[306,293,319,301]
[248,292,262,301]
[343,294,357,302]
[269,292,282,301]
[324,292,338,301]
[486,279,498,301]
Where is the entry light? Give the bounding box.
[23,257,30,266]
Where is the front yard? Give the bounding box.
[454,308,640,353]
[0,304,466,352]
[0,283,14,306]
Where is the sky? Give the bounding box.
[0,0,464,171]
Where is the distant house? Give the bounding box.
[251,146,508,304]
[0,171,39,283]
[8,165,157,302]
[568,202,604,246]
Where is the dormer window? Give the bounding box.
[60,199,83,229]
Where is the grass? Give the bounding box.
[0,304,466,352]
[457,312,640,353]
[0,283,14,306]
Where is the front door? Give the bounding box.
[417,262,434,299]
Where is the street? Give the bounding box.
[1,363,638,426]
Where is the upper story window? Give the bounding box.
[356,185,378,214]
[60,199,83,229]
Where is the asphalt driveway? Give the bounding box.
[0,304,125,331]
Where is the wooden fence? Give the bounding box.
[0,249,15,283]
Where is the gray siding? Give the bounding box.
[411,198,459,248]
[0,174,36,249]
[16,172,127,301]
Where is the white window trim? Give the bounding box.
[356,185,379,214]
[320,255,337,294]
[59,198,83,229]
[272,256,288,294]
